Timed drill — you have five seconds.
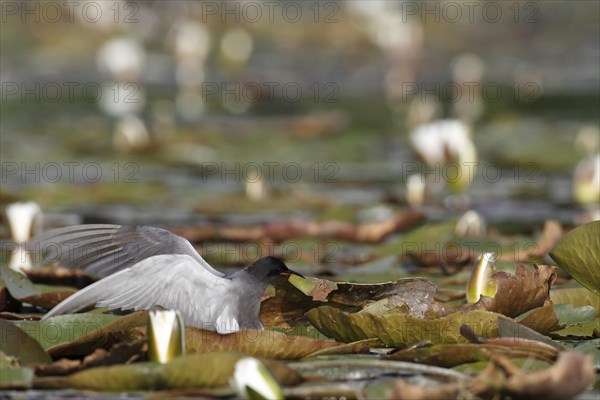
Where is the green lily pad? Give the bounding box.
[0,319,51,365]
[551,318,600,339]
[550,287,600,317]
[370,221,455,258]
[383,343,556,368]
[452,357,551,375]
[573,340,600,368]
[0,267,40,299]
[497,317,564,350]
[260,276,436,328]
[0,366,34,389]
[12,314,120,350]
[34,352,301,391]
[550,221,600,295]
[46,311,148,357]
[553,304,596,326]
[306,307,507,346]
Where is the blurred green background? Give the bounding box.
[1,0,599,229]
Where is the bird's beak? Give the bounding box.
[280,269,305,279]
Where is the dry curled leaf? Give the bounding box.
[472,264,557,318]
[35,340,145,376]
[499,351,595,399]
[387,351,592,400]
[517,301,563,334]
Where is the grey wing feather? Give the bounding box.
[42,254,237,330]
[27,224,224,278]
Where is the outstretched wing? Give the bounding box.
[42,254,239,333]
[27,224,224,278]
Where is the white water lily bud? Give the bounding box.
[406,174,426,207]
[466,252,497,304]
[230,357,283,400]
[245,167,269,202]
[409,119,477,193]
[6,201,42,272]
[455,210,487,237]
[574,154,600,206]
[147,310,185,364]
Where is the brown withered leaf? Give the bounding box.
[1,267,78,309]
[260,277,437,328]
[284,110,348,139]
[388,351,592,400]
[0,312,42,321]
[35,340,145,376]
[47,311,148,358]
[174,211,423,244]
[390,380,467,400]
[516,301,563,334]
[478,337,559,360]
[0,286,20,312]
[499,351,595,400]
[25,266,97,289]
[185,328,344,360]
[471,264,557,318]
[20,290,75,309]
[497,220,563,263]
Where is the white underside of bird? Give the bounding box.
[43,254,265,334]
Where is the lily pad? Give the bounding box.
[185,328,345,360]
[0,319,51,365]
[573,340,600,368]
[550,287,600,317]
[34,352,301,391]
[383,343,556,368]
[550,221,600,295]
[370,221,455,259]
[516,303,595,334]
[20,285,77,309]
[553,304,596,326]
[0,267,77,309]
[497,317,564,350]
[0,366,34,389]
[306,308,507,346]
[550,318,600,339]
[12,313,121,350]
[0,267,40,299]
[261,276,437,328]
[46,311,148,357]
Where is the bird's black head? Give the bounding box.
[245,256,304,283]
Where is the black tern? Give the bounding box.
[29,225,303,333]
